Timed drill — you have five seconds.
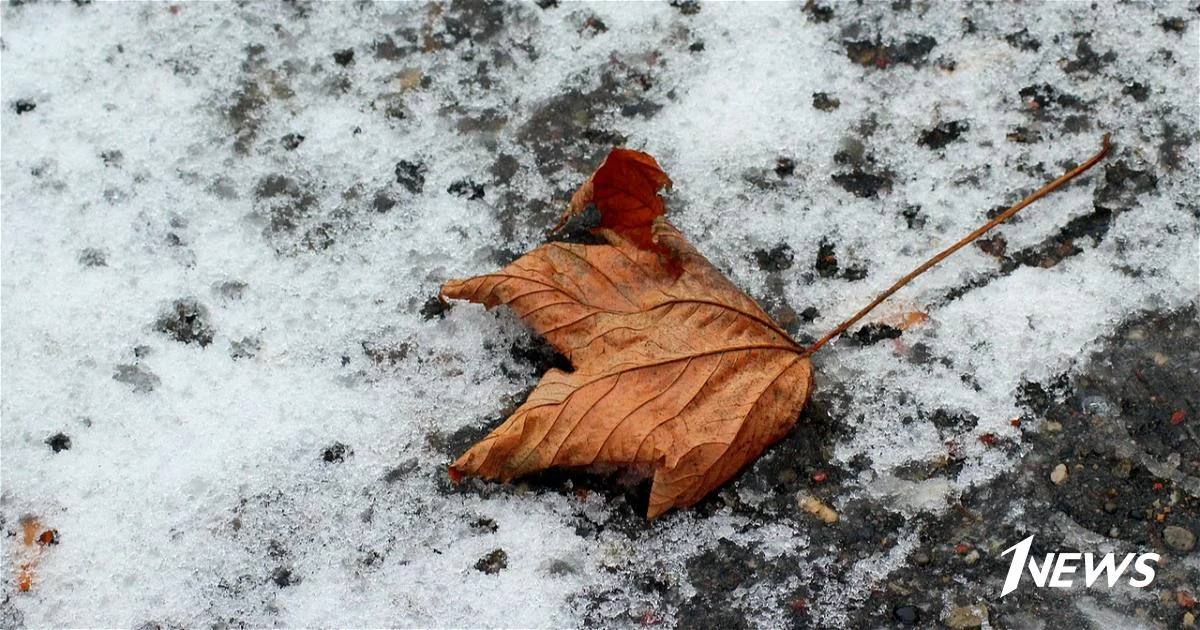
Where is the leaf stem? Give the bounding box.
[802,134,1113,357]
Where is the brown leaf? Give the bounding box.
[444,149,812,518]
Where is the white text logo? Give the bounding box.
[999,535,1159,597]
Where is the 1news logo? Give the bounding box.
[999,535,1160,597]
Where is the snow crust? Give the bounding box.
[2,2,1196,627]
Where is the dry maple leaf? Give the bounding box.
[445,151,812,518]
[443,139,1112,519]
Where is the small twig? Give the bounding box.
[803,134,1113,357]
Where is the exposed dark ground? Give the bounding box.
[423,2,1199,627]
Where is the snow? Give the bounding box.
[2,1,1197,628]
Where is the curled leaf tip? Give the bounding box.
[554,148,672,249]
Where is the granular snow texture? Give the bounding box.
[1,2,1197,628]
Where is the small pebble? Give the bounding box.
[963,549,980,565]
[1183,611,1195,627]
[1045,421,1063,433]
[1050,463,1069,485]
[1164,525,1196,551]
[1109,526,1120,538]
[892,604,920,625]
[944,604,987,629]
[799,495,838,524]
[912,551,931,566]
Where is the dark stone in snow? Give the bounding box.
[1004,28,1041,51]
[332,48,354,66]
[901,205,925,229]
[580,15,607,35]
[271,567,299,587]
[14,99,36,114]
[833,169,893,198]
[804,3,833,23]
[753,243,794,272]
[670,0,700,15]
[1006,125,1042,144]
[842,264,868,281]
[470,517,498,534]
[372,191,396,213]
[851,323,902,345]
[1062,35,1116,74]
[154,298,214,347]
[1018,83,1085,111]
[1062,114,1092,133]
[812,92,840,111]
[976,234,1007,257]
[475,548,508,574]
[1096,160,1158,207]
[322,442,349,463]
[395,160,426,194]
[1160,17,1186,33]
[815,238,838,277]
[843,34,937,69]
[1122,81,1150,102]
[774,157,795,177]
[420,296,447,320]
[280,133,304,150]
[619,99,662,118]
[918,120,969,149]
[46,433,71,453]
[447,179,485,200]
[831,142,894,197]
